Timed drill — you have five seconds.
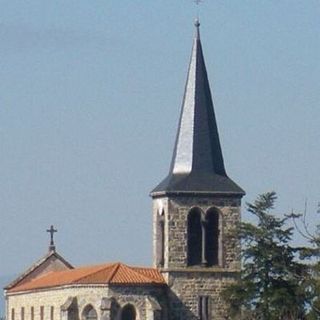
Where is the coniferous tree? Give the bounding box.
[289,203,320,319]
[222,192,310,320]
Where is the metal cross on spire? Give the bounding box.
[46,225,57,252]
[193,0,203,24]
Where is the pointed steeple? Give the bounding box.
[151,20,244,196]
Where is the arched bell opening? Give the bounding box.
[187,208,203,266]
[156,207,165,268]
[205,208,221,266]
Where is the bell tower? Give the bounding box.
[151,20,245,320]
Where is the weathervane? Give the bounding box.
[193,0,203,22]
[47,225,57,252]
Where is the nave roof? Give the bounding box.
[8,262,165,293]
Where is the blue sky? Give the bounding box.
[0,0,319,284]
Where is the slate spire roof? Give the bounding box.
[151,20,244,197]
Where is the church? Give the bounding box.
[4,20,245,320]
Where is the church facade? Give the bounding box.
[4,21,244,320]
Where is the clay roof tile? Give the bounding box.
[8,262,165,293]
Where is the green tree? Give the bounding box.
[222,192,310,320]
[289,202,320,319]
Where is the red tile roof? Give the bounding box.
[8,263,165,293]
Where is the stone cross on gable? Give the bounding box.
[47,225,57,252]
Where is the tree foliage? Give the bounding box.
[289,203,320,319]
[222,192,311,320]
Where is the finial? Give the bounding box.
[194,18,200,28]
[194,0,203,23]
[46,225,57,252]
[194,18,200,39]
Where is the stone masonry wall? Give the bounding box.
[7,286,109,320]
[153,198,169,268]
[165,271,237,320]
[108,285,167,320]
[153,196,241,270]
[6,285,167,320]
[152,195,242,319]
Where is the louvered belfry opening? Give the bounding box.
[187,207,220,267]
[187,208,203,266]
[159,219,165,267]
[156,209,166,268]
[205,209,220,266]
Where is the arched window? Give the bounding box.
[121,304,136,320]
[158,219,165,267]
[156,208,165,267]
[82,305,97,320]
[187,208,202,266]
[205,208,220,266]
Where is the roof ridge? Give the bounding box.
[53,252,74,269]
[105,262,121,283]
[5,251,73,290]
[74,263,117,284]
[5,251,53,289]
[7,262,166,292]
[112,264,158,284]
[131,266,157,271]
[131,266,164,282]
